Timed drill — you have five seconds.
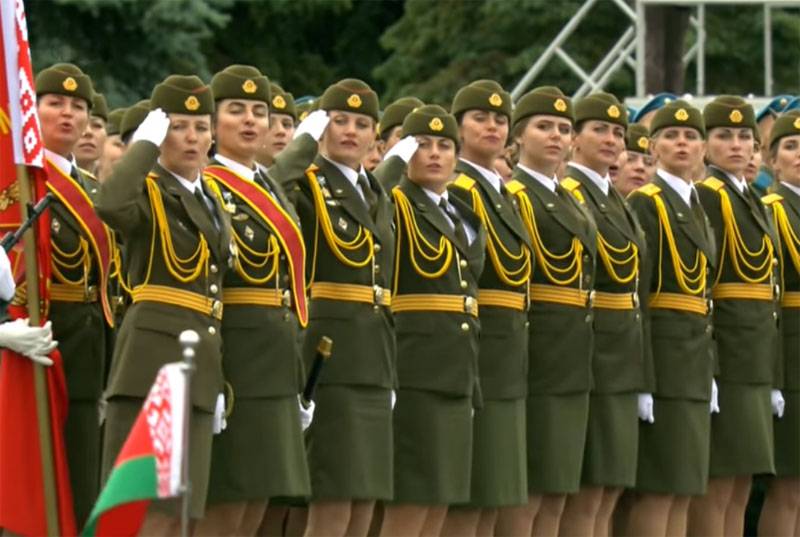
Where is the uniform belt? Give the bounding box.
[310,282,391,307]
[131,284,223,320]
[223,287,292,308]
[783,291,800,308]
[391,294,478,317]
[649,292,709,315]
[593,291,638,310]
[712,283,774,301]
[478,289,528,311]
[529,284,589,308]
[50,283,98,303]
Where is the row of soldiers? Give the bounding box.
[7,61,798,537]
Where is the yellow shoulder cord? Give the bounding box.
[514,188,582,286]
[145,177,209,284]
[712,187,773,285]
[455,183,531,287]
[392,189,453,287]
[770,201,800,295]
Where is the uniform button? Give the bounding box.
[283,313,291,322]
[583,255,590,263]
[524,321,530,328]
[210,284,219,294]
[773,258,779,267]
[208,326,216,335]
[773,311,778,320]
[460,259,468,269]
[584,275,591,285]
[374,243,382,253]
[635,313,641,321]
[585,314,593,323]
[705,324,713,334]
[373,305,381,313]
[210,264,218,274]
[280,254,286,262]
[461,322,470,332]
[374,264,380,274]
[460,280,468,290]
[283,274,290,283]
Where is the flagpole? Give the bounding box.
[177,330,198,537]
[16,163,60,536]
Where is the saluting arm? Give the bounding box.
[270,133,319,188]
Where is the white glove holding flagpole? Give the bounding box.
[299,395,315,431]
[383,136,419,164]
[0,319,56,366]
[710,379,720,414]
[637,393,654,423]
[213,393,227,434]
[132,108,170,147]
[0,248,14,301]
[771,389,785,418]
[293,110,330,141]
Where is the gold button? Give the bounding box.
[373,305,381,313]
[524,321,530,328]
[585,314,592,323]
[773,311,778,320]
[461,322,470,332]
[210,284,219,294]
[374,243,382,253]
[706,324,713,334]
[208,326,216,335]
[460,280,468,289]
[583,255,590,263]
[283,312,291,322]
[773,258,779,266]
[460,259,468,268]
[210,264,218,274]
[283,274,290,282]
[374,264,380,274]
[635,313,641,321]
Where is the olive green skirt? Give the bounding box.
[582,393,639,488]
[207,396,311,503]
[66,401,103,527]
[464,398,527,508]
[526,392,589,494]
[635,398,711,495]
[102,397,213,518]
[392,389,473,504]
[306,385,393,501]
[710,382,775,477]
[774,390,799,477]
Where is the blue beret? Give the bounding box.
[756,95,793,122]
[782,97,800,113]
[632,92,678,123]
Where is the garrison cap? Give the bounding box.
[120,99,151,141]
[296,96,318,122]
[625,123,651,154]
[632,92,677,123]
[320,78,379,121]
[703,95,758,141]
[768,110,800,149]
[106,108,126,136]
[512,86,574,130]
[150,75,214,115]
[379,96,424,137]
[451,79,511,118]
[650,99,705,138]
[91,93,108,121]
[575,92,628,128]
[210,64,270,104]
[401,104,458,144]
[35,63,94,105]
[756,95,793,122]
[269,83,297,120]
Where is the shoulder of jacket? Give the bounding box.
[761,193,783,206]
[452,174,476,191]
[700,176,725,192]
[560,177,581,192]
[505,179,526,196]
[633,183,662,197]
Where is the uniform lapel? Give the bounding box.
[401,178,466,253]
[201,179,231,263]
[708,166,774,239]
[568,165,638,244]
[316,156,379,236]
[653,175,714,261]
[513,166,582,239]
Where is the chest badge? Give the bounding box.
[244,225,255,242]
[337,217,348,231]
[51,218,61,234]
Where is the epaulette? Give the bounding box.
[701,177,725,192]
[505,179,526,196]
[560,177,581,192]
[761,193,783,206]
[452,174,476,191]
[635,183,662,197]
[79,167,98,182]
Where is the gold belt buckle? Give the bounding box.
[85,285,98,302]
[281,289,292,308]
[464,295,476,315]
[373,285,384,305]
[211,299,223,320]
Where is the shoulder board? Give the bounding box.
[560,177,581,192]
[452,174,476,191]
[505,179,526,196]
[761,193,783,206]
[701,177,725,192]
[635,183,662,197]
[78,167,97,181]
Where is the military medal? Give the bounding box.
[244,225,255,242]
[338,217,348,231]
[51,218,60,234]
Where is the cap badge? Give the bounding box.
[794,117,800,130]
[729,109,743,123]
[242,80,257,94]
[607,105,621,119]
[637,136,649,150]
[674,108,689,121]
[62,77,78,92]
[184,96,200,112]
[347,94,362,108]
[489,93,503,107]
[554,98,567,112]
[429,117,444,132]
[272,95,286,110]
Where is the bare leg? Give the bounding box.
[532,494,567,537]
[141,510,183,536]
[305,501,351,537]
[257,505,288,536]
[240,501,269,537]
[559,486,604,537]
[369,503,384,537]
[379,504,428,536]
[593,487,622,537]
[194,502,248,536]
[476,508,497,537]
[625,493,673,537]
[496,495,540,536]
[687,477,735,537]
[346,500,376,537]
[760,477,800,537]
[665,496,690,537]
[421,506,448,537]
[286,507,309,537]
[441,508,482,537]
[722,475,751,537]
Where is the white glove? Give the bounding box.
[131,108,170,146]
[710,379,720,414]
[0,249,14,301]
[771,389,785,418]
[0,319,56,366]
[390,390,397,410]
[298,395,315,431]
[293,110,329,141]
[637,393,655,423]
[213,393,227,434]
[383,136,419,164]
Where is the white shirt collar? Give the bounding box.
[460,158,503,193]
[517,163,557,192]
[323,155,367,190]
[782,181,800,198]
[158,158,202,194]
[214,153,256,181]
[422,187,449,207]
[657,168,694,206]
[569,161,610,195]
[710,165,747,193]
[44,149,75,176]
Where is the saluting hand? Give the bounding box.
[637,393,654,423]
[294,110,330,142]
[383,135,419,164]
[132,108,170,147]
[771,389,785,418]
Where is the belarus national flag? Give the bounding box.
[82,363,187,537]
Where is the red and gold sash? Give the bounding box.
[204,165,308,326]
[44,159,114,326]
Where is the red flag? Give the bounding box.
[0,0,76,535]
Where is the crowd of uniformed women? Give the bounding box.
[10,60,798,537]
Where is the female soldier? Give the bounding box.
[195,65,311,536]
[96,75,231,534]
[758,110,800,537]
[559,92,647,537]
[626,101,716,537]
[379,104,485,537]
[494,87,597,537]
[445,79,533,537]
[283,79,395,537]
[688,96,781,537]
[611,123,656,198]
